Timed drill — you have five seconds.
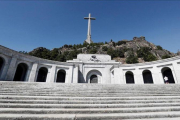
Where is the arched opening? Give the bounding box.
[125,71,134,84]
[56,70,66,83]
[36,67,48,82]
[86,70,102,83]
[143,70,153,84]
[162,67,175,84]
[0,57,5,76]
[90,75,98,83]
[13,63,28,81]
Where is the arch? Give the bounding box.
[86,70,102,83]
[13,63,28,81]
[90,75,98,83]
[125,71,134,84]
[36,67,48,82]
[0,57,5,76]
[161,67,175,84]
[143,70,153,84]
[56,69,66,83]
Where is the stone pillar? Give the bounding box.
[113,64,123,84]
[134,68,144,84]
[28,63,38,82]
[25,68,32,82]
[66,66,73,83]
[72,64,79,83]
[110,71,114,84]
[5,57,17,81]
[47,65,56,83]
[0,63,10,80]
[104,67,111,84]
[78,62,84,83]
[119,68,125,84]
[152,67,164,84]
[173,62,180,84]
[170,63,179,83]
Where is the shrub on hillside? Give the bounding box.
[89,47,97,54]
[102,46,108,51]
[107,48,125,59]
[116,41,126,46]
[126,51,139,64]
[137,47,157,62]
[29,47,51,59]
[162,54,171,59]
[157,45,163,50]
[107,48,118,59]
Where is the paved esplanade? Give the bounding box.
[84,13,96,44]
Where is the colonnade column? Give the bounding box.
[72,64,79,83]
[113,64,124,84]
[28,63,38,82]
[151,67,164,84]
[66,66,73,83]
[134,68,144,84]
[47,65,56,83]
[110,71,115,84]
[78,62,84,83]
[5,57,17,81]
[104,67,111,84]
[0,63,10,80]
[172,62,180,84]
[118,68,125,84]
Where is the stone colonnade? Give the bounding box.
[111,62,180,84]
[0,45,180,84]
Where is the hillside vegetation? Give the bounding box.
[26,36,176,64]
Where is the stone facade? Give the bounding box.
[0,45,180,84]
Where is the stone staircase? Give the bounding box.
[0,82,180,120]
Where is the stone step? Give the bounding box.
[131,118,180,120]
[1,91,180,94]
[0,91,179,94]
[1,103,180,108]
[1,82,180,119]
[0,95,179,98]
[2,90,180,92]
[0,93,179,97]
[0,99,180,104]
[1,90,179,93]
[1,95,180,100]
[1,84,179,90]
[75,112,180,120]
[1,111,180,120]
[1,106,180,114]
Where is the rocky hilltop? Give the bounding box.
[28,36,176,64]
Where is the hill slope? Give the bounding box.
[28,36,176,64]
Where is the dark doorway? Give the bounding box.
[125,71,134,84]
[56,70,66,83]
[13,63,28,81]
[143,70,153,84]
[162,67,175,84]
[0,57,4,76]
[90,75,98,83]
[36,67,48,82]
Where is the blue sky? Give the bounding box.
[0,0,180,53]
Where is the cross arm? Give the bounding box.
[84,17,96,20]
[91,18,96,20]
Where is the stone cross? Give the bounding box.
[84,13,96,44]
